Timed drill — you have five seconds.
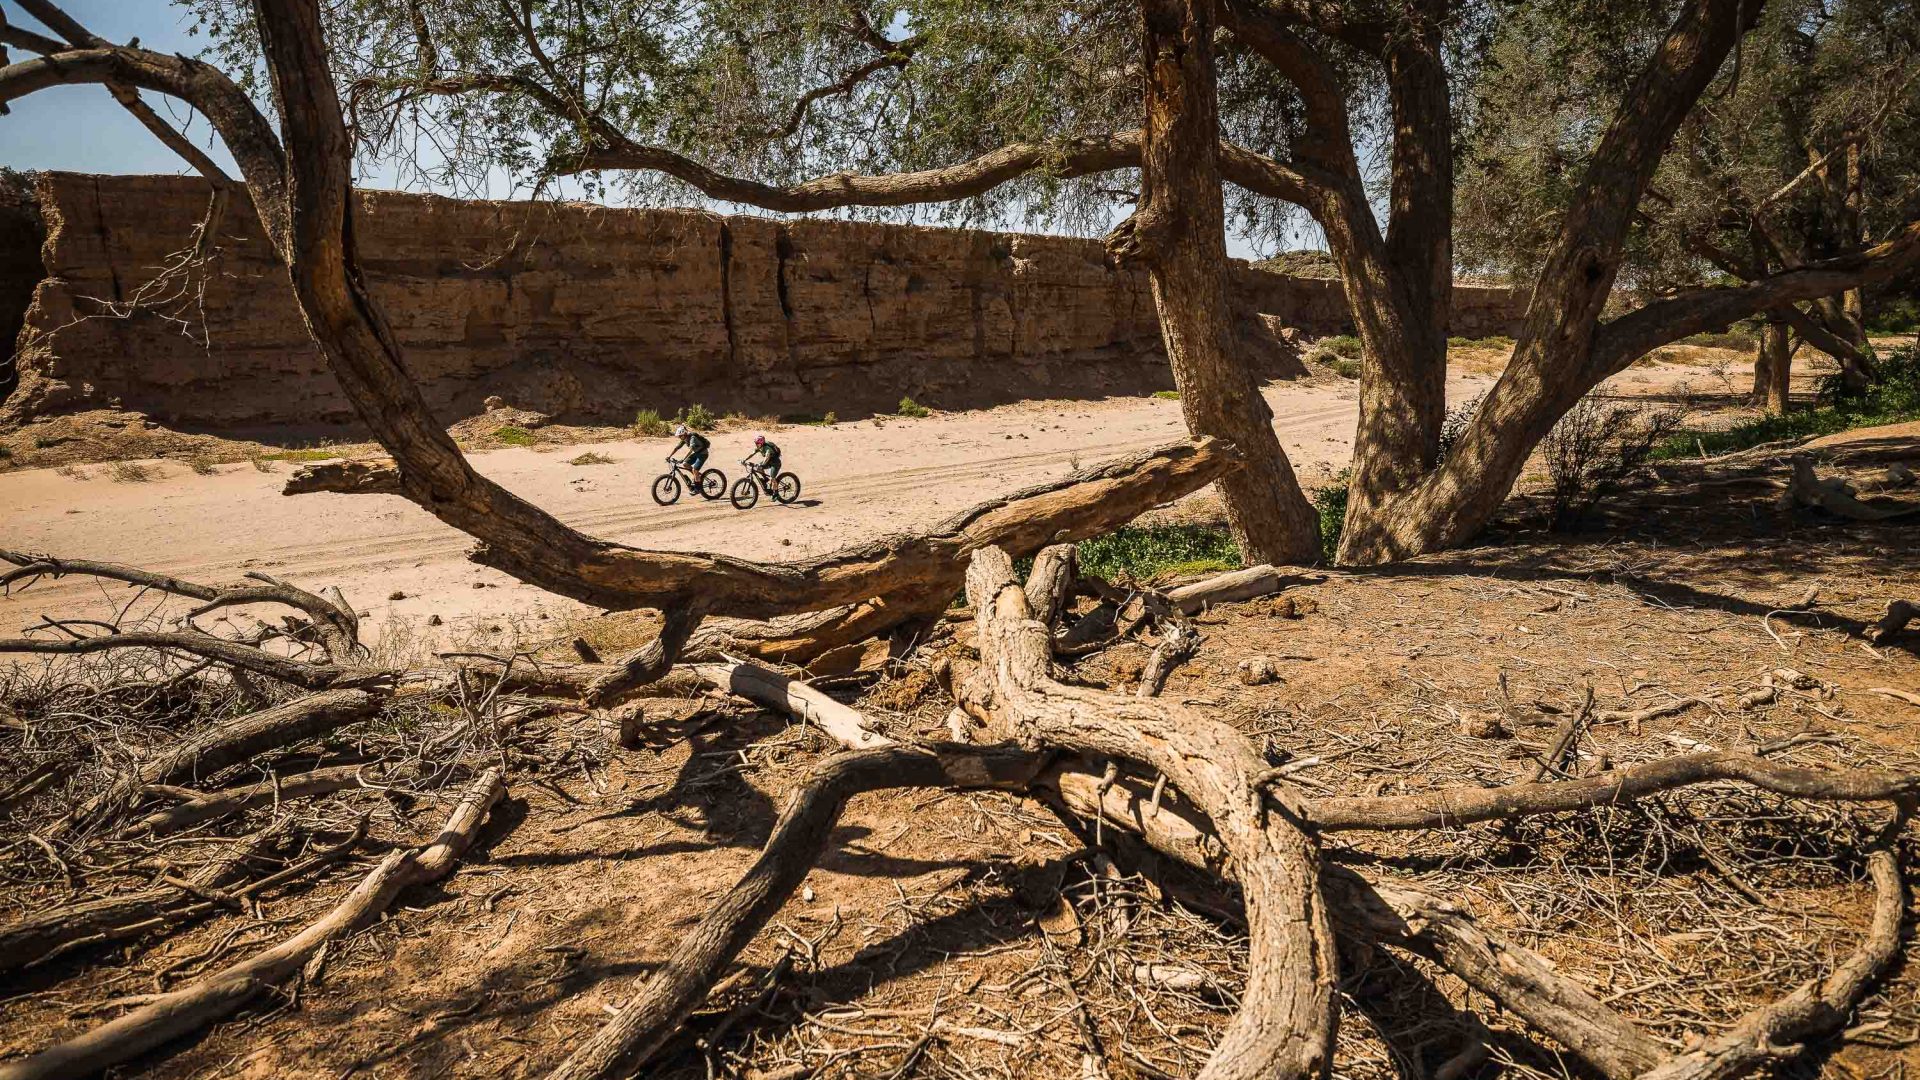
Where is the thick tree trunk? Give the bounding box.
[1112,0,1319,566]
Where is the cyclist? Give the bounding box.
[744,434,781,487]
[671,423,710,476]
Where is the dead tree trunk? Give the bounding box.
[1754,320,1792,413]
[1108,0,1320,567]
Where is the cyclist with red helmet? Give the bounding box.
[744,434,781,487]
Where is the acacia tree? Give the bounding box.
[1458,0,1920,411]
[178,0,1920,569]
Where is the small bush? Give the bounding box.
[0,445,11,462]
[1152,389,1181,401]
[1075,525,1241,582]
[1449,335,1515,351]
[109,460,156,483]
[250,455,276,473]
[1312,470,1349,562]
[1540,396,1683,529]
[1652,345,1920,459]
[569,451,615,466]
[56,464,88,480]
[897,396,931,418]
[822,411,837,426]
[493,425,537,446]
[677,404,717,431]
[1867,297,1919,334]
[263,448,341,462]
[632,409,670,437]
[189,456,219,475]
[1318,334,1363,359]
[1447,336,1470,348]
[1331,358,1362,379]
[1437,393,1485,461]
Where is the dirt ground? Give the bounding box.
[2,403,1919,1078]
[0,349,1779,646]
[5,337,1920,1079]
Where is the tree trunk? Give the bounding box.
[1112,0,1319,566]
[1759,321,1792,414]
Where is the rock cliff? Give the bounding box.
[0,173,1525,431]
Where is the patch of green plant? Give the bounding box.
[569,451,615,466]
[0,445,11,461]
[1679,330,1757,351]
[632,409,670,437]
[1331,358,1362,379]
[262,447,343,462]
[1312,469,1350,563]
[1652,345,1920,459]
[1074,525,1242,583]
[783,411,840,426]
[897,396,931,418]
[1449,335,1515,351]
[492,425,537,446]
[1317,334,1363,359]
[676,404,717,431]
[1152,389,1181,400]
[1866,297,1918,334]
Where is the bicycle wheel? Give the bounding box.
[729,477,760,510]
[699,469,728,499]
[651,473,682,506]
[773,473,802,505]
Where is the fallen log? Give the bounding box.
[0,769,504,1080]
[125,763,373,837]
[1166,564,1284,614]
[689,661,893,751]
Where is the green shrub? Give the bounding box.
[493,425,537,446]
[677,404,717,431]
[1075,525,1241,582]
[0,445,11,461]
[262,447,341,462]
[1447,336,1471,348]
[1866,297,1918,334]
[1331,358,1362,379]
[898,396,931,418]
[632,409,670,437]
[1312,471,1349,563]
[189,456,219,475]
[823,411,838,426]
[1318,334,1363,359]
[1152,389,1181,401]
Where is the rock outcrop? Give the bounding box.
[0,173,1525,431]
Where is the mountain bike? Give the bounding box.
[651,455,726,505]
[729,459,802,509]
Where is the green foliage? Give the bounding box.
[1075,525,1242,583]
[897,396,931,418]
[493,425,537,446]
[1152,389,1181,400]
[1653,346,1920,458]
[1318,335,1363,359]
[677,404,717,432]
[632,409,670,437]
[1868,296,1920,334]
[1312,471,1349,563]
[1448,335,1515,351]
[262,447,343,462]
[1330,358,1362,379]
[1678,330,1758,351]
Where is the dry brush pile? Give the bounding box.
[3,438,1918,1080]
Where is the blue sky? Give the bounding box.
[1,1,1286,258]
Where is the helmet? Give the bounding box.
[754,435,766,447]
[673,423,689,437]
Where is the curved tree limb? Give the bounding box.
[1303,750,1920,832]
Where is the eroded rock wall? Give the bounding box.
[1,173,1523,431]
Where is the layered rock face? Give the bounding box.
[0,173,1525,431]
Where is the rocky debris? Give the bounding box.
[1237,657,1282,685]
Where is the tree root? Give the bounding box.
[541,747,1043,1080]
[0,769,503,1080]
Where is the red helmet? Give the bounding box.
[754,435,766,447]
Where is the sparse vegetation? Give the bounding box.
[250,455,277,473]
[632,409,670,437]
[1678,329,1758,352]
[1437,394,1485,461]
[1316,334,1363,359]
[1152,389,1181,400]
[108,460,157,483]
[492,425,537,446]
[569,451,615,466]
[1330,357,1361,379]
[1540,396,1683,529]
[1868,296,1919,334]
[1653,346,1920,459]
[262,448,343,462]
[55,464,89,480]
[677,404,717,431]
[1312,470,1350,562]
[1447,335,1516,350]
[189,456,220,475]
[897,396,930,418]
[1074,524,1241,582]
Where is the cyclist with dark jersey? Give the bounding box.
[672,424,710,472]
[746,434,781,483]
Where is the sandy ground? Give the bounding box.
[0,360,1729,640]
